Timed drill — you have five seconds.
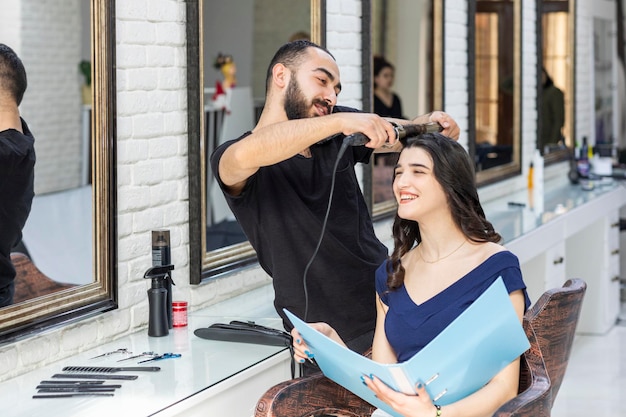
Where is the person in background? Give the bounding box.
[0,43,36,307]
[540,67,565,153]
[373,55,405,119]
[211,40,459,374]
[292,133,530,416]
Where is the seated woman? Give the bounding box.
[292,132,531,417]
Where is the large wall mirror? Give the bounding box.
[187,0,326,283]
[363,0,443,217]
[0,0,116,342]
[469,0,522,185]
[539,0,575,163]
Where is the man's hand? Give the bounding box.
[412,111,460,140]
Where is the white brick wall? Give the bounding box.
[0,0,611,382]
[444,0,469,149]
[15,0,87,194]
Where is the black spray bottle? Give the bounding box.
[152,230,174,328]
[144,264,175,337]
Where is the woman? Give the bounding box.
[373,56,404,119]
[292,133,531,417]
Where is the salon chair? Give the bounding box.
[254,279,586,417]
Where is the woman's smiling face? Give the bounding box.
[393,146,448,222]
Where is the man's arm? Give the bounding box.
[218,112,397,195]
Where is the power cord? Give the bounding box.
[302,138,352,321]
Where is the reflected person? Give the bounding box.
[0,44,36,307]
[373,55,405,119]
[540,67,565,153]
[210,40,460,372]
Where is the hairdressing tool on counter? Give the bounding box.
[137,352,181,363]
[89,348,132,359]
[52,373,139,380]
[39,380,107,385]
[36,386,118,393]
[37,384,121,390]
[117,351,156,362]
[33,392,115,399]
[62,366,160,373]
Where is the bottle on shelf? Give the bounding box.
[577,137,590,178]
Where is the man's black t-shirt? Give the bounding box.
[0,119,35,306]
[210,107,388,347]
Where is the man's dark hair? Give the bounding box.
[264,40,335,95]
[0,44,27,106]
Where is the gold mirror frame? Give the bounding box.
[187,0,326,284]
[0,0,117,343]
[362,0,444,218]
[469,0,522,186]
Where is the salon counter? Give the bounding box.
[480,176,626,334]
[2,285,291,417]
[3,176,626,416]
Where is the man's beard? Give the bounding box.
[284,76,330,120]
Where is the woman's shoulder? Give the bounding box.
[479,242,518,263]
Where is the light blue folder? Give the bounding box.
[284,277,530,417]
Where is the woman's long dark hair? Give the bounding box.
[387,133,501,290]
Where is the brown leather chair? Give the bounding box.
[520,278,586,408]
[254,279,586,417]
[11,252,75,303]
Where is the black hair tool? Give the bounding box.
[342,121,444,147]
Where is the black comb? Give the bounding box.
[62,366,160,373]
[52,373,138,380]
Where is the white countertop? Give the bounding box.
[481,177,626,259]
[2,286,287,417]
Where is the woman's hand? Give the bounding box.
[363,375,441,417]
[290,322,343,364]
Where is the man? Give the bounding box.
[211,40,459,359]
[0,44,35,307]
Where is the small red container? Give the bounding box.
[172,301,188,327]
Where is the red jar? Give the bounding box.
[172,301,188,327]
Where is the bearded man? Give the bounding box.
[210,40,459,369]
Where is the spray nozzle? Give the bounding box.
[144,264,175,289]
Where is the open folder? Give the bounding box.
[284,277,530,417]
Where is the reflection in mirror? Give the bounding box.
[187,0,325,283]
[470,0,521,185]
[368,0,442,217]
[540,0,575,162]
[0,0,116,342]
[592,17,614,148]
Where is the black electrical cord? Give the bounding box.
[302,139,351,321]
[301,123,442,320]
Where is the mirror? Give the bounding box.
[539,0,575,163]
[0,0,116,342]
[592,17,614,146]
[187,0,326,283]
[365,0,443,217]
[469,0,522,185]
